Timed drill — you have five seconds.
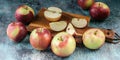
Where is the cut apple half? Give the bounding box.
[66,23,76,35]
[49,21,67,31]
[71,18,87,28]
[44,7,62,21]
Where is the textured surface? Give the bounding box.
[0,0,120,60]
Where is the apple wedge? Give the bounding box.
[44,7,62,21]
[71,18,88,28]
[49,21,67,31]
[66,23,76,35]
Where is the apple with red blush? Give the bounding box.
[15,5,35,24]
[51,32,76,57]
[7,22,27,42]
[90,2,110,20]
[78,0,94,9]
[30,28,52,50]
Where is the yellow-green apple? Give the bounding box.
[51,32,76,57]
[78,0,94,9]
[82,28,105,49]
[90,2,110,20]
[15,5,35,24]
[49,21,67,31]
[44,7,62,21]
[30,28,52,50]
[71,18,88,28]
[7,22,27,42]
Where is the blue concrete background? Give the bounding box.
[0,0,120,60]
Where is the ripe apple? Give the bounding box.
[7,22,27,42]
[51,32,76,57]
[30,28,52,50]
[15,5,35,24]
[71,18,88,28]
[90,2,110,20]
[82,28,105,49]
[49,21,67,31]
[78,0,94,9]
[44,7,62,21]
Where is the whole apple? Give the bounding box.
[30,28,52,50]
[51,32,76,57]
[78,0,94,9]
[82,28,105,49]
[90,2,110,20]
[15,5,35,24]
[7,22,27,42]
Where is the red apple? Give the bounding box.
[7,22,27,42]
[30,28,52,50]
[82,28,105,49]
[90,2,110,20]
[51,32,76,57]
[78,0,94,9]
[15,5,35,24]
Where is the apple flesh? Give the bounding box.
[90,2,110,20]
[78,0,94,9]
[82,28,105,49]
[15,5,35,24]
[30,28,52,50]
[7,22,27,42]
[71,18,88,28]
[66,23,76,35]
[51,32,76,57]
[44,7,62,21]
[49,21,67,31]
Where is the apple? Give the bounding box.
[82,28,105,49]
[15,5,35,24]
[49,21,67,31]
[90,2,110,20]
[78,0,94,9]
[51,32,76,57]
[71,18,88,28]
[7,22,27,42]
[66,23,76,35]
[44,7,62,21]
[30,28,52,50]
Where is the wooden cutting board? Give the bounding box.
[27,8,118,44]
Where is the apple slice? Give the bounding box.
[66,23,76,35]
[71,18,87,28]
[44,7,62,21]
[49,21,67,31]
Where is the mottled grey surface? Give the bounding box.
[0,0,120,60]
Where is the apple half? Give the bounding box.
[49,21,67,31]
[82,28,105,49]
[71,18,88,28]
[44,7,62,21]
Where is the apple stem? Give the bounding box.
[94,30,98,35]
[58,36,63,41]
[99,2,101,7]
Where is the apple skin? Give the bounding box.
[78,0,94,9]
[15,5,35,24]
[51,32,76,57]
[90,2,110,20]
[82,28,105,49]
[7,22,27,42]
[30,28,52,50]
